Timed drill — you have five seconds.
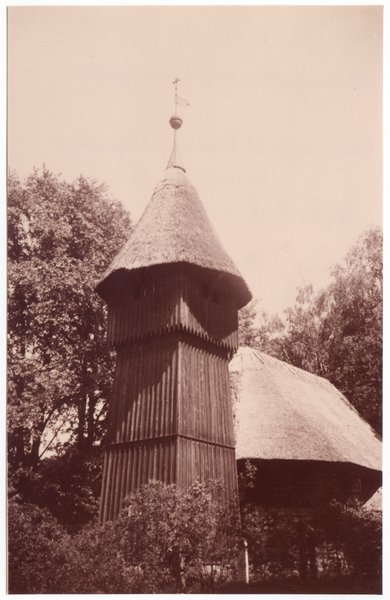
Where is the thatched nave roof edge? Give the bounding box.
[230,347,382,471]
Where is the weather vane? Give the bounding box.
[173,78,189,114]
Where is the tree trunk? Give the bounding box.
[78,398,86,451]
[299,544,308,580]
[29,436,41,468]
[308,532,318,579]
[78,356,87,451]
[86,394,96,450]
[13,427,25,464]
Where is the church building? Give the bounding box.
[95,88,381,541]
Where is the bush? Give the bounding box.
[8,480,242,593]
[9,478,381,593]
[241,500,382,584]
[8,500,66,593]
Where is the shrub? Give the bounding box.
[8,480,242,593]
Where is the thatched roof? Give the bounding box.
[230,347,382,472]
[96,166,251,308]
[364,487,382,511]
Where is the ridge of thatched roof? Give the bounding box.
[96,166,252,308]
[230,347,382,471]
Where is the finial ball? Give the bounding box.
[169,115,183,130]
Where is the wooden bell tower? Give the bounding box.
[95,92,251,522]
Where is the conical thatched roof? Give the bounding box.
[230,347,382,472]
[96,166,251,308]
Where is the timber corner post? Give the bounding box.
[95,81,252,523]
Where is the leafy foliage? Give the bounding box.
[238,227,382,434]
[8,480,242,594]
[319,227,383,433]
[9,447,102,533]
[9,475,381,593]
[8,499,66,594]
[238,299,284,356]
[240,498,381,582]
[8,167,132,468]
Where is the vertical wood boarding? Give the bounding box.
[106,266,239,351]
[99,267,240,522]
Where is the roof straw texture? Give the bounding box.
[364,487,382,511]
[230,347,382,471]
[96,167,251,307]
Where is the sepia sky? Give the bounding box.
[7,5,383,315]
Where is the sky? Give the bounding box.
[7,5,383,316]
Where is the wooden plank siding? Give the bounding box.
[106,266,239,351]
[100,439,238,521]
[99,268,240,522]
[177,336,235,446]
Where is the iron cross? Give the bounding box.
[173,78,180,113]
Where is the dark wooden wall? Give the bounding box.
[106,265,239,350]
[237,459,382,509]
[99,267,240,522]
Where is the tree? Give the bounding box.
[238,299,260,347]
[279,283,328,376]
[238,299,284,356]
[8,447,103,533]
[238,227,383,434]
[319,227,382,433]
[8,167,132,469]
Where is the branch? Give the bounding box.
[38,422,66,458]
